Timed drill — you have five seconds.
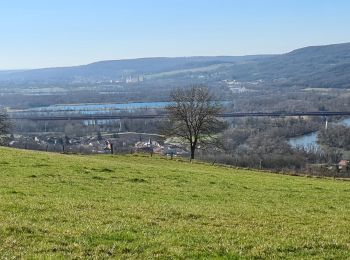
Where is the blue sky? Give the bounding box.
[1,0,350,69]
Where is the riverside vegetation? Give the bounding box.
[0,147,349,258]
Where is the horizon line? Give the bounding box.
[1,41,349,71]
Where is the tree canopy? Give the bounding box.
[165,85,225,160]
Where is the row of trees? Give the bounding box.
[319,125,350,150]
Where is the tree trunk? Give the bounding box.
[110,143,114,154]
[190,146,195,161]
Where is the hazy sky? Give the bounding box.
[1,0,350,69]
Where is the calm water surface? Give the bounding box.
[288,118,350,149]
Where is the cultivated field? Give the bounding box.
[0,147,349,258]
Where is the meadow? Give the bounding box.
[0,147,349,258]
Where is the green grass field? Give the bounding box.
[144,63,232,80]
[0,147,349,259]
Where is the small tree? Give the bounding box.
[165,85,224,160]
[0,110,9,145]
[97,131,103,141]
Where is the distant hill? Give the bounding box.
[1,42,350,88]
[243,42,350,88]
[0,56,269,85]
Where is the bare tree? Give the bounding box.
[165,85,225,160]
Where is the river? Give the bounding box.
[18,101,172,113]
[288,118,350,149]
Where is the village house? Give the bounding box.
[338,160,349,171]
[134,138,161,153]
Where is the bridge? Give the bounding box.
[9,111,350,121]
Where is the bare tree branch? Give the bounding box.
[164,85,226,160]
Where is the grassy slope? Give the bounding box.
[0,147,349,259]
[144,63,232,79]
